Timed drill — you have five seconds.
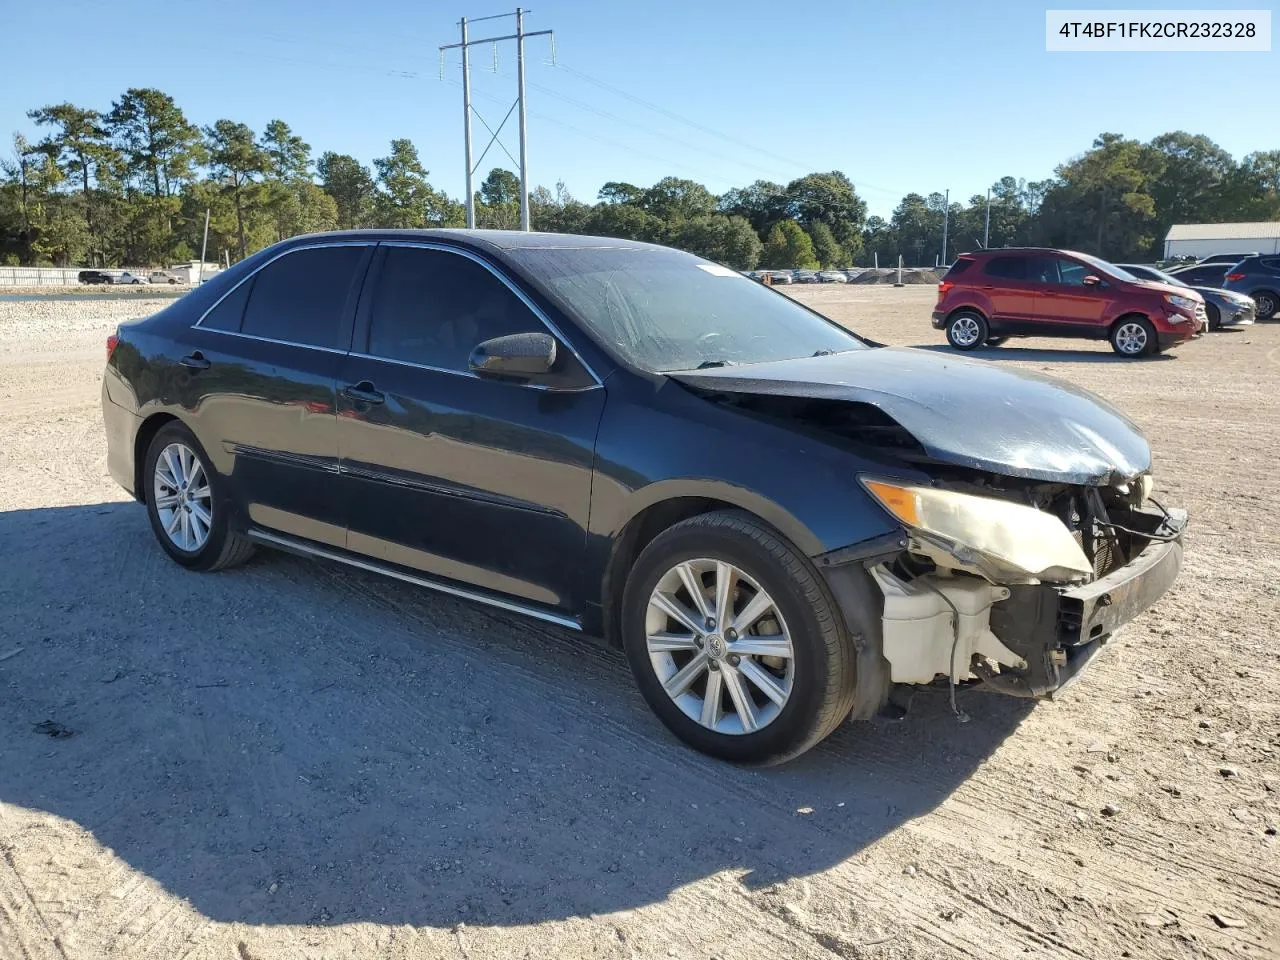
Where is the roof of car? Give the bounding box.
[284,228,661,254]
[959,247,1087,257]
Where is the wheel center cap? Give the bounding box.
[706,634,727,660]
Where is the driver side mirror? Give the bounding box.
[468,332,557,380]
[1082,274,1102,286]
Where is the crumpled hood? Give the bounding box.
[669,347,1152,485]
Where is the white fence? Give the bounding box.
[0,263,223,287]
[0,267,90,286]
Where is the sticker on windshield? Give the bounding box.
[696,263,739,277]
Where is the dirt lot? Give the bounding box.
[1,285,1277,960]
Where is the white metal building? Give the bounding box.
[1163,222,1280,259]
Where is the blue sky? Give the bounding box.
[5,0,1275,217]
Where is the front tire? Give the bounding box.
[621,511,857,765]
[946,311,988,351]
[1110,317,1156,357]
[1206,303,1221,331]
[1253,290,1278,321]
[143,422,254,571]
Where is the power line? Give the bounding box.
[195,34,915,203]
[443,78,736,186]
[549,61,908,197]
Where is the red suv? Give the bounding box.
[932,248,1205,357]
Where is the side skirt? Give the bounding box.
[246,527,583,632]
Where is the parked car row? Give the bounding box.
[78,270,187,285]
[1118,263,1255,330]
[1147,254,1277,321]
[933,246,1279,357]
[745,269,855,285]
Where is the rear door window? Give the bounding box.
[983,256,1027,280]
[240,245,368,349]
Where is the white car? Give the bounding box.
[149,270,184,284]
[117,272,151,285]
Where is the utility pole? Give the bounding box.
[940,188,950,267]
[983,187,991,248]
[441,10,553,232]
[461,17,475,228]
[198,208,210,284]
[516,8,530,231]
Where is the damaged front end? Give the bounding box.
[856,473,1185,700]
[670,350,1185,705]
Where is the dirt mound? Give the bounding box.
[848,268,941,285]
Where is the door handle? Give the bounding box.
[179,352,211,371]
[343,381,385,405]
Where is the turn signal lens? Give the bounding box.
[862,479,921,526]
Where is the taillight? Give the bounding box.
[106,333,119,361]
[938,281,953,295]
[1225,272,1245,281]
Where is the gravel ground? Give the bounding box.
[0,286,1277,960]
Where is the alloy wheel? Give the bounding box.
[645,559,795,735]
[951,316,981,347]
[1114,321,1148,355]
[153,442,213,552]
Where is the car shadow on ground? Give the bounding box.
[910,343,1179,363]
[0,502,1033,928]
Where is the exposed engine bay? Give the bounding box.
[867,473,1184,696]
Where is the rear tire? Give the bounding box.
[1110,317,1157,357]
[946,310,988,351]
[621,510,858,765]
[143,421,255,572]
[1253,290,1278,321]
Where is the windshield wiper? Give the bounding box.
[812,348,836,356]
[696,359,734,368]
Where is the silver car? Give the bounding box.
[1119,264,1255,330]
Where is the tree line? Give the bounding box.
[1,88,1276,270]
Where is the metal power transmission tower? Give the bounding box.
[440,9,553,231]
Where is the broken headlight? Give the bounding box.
[860,477,1093,583]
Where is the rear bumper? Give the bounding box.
[931,311,946,329]
[102,381,140,498]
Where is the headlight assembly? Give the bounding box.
[861,477,1093,583]
[1165,294,1198,310]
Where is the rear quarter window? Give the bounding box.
[983,256,1026,280]
[1260,257,1280,272]
[944,259,975,278]
[200,279,252,332]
